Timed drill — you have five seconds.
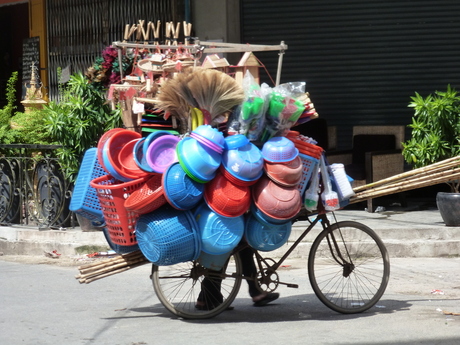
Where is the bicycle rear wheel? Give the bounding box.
[151,253,242,319]
[308,221,390,314]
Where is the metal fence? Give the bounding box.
[0,145,73,229]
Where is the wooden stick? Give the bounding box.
[353,167,460,196]
[80,262,148,284]
[77,257,148,280]
[353,156,460,192]
[350,171,460,203]
[77,250,144,270]
[77,251,146,275]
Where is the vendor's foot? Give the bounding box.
[252,292,279,307]
[195,300,234,311]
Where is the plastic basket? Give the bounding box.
[101,226,139,254]
[90,175,146,246]
[297,153,319,197]
[135,205,201,265]
[69,148,106,222]
[124,174,167,215]
[245,213,292,252]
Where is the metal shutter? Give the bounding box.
[241,0,460,148]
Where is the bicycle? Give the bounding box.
[150,208,390,319]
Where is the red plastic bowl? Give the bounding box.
[264,155,303,187]
[204,171,251,217]
[97,128,124,172]
[252,175,301,220]
[118,138,151,179]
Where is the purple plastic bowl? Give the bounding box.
[145,135,180,173]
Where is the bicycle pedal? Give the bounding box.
[287,284,298,288]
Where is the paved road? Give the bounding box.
[1,256,459,345]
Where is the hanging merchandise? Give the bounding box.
[319,155,340,211]
[304,165,320,211]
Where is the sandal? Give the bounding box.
[253,292,279,307]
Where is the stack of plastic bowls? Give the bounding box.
[135,205,201,266]
[145,134,179,173]
[261,136,299,163]
[102,129,142,182]
[177,137,222,183]
[264,155,303,187]
[194,203,244,255]
[221,134,264,186]
[252,175,301,221]
[190,125,225,154]
[204,170,251,217]
[245,212,292,252]
[162,162,205,210]
[118,138,150,178]
[97,128,124,173]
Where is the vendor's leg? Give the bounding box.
[197,273,223,308]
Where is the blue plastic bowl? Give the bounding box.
[261,136,299,163]
[250,203,294,225]
[163,162,205,210]
[177,137,222,182]
[135,205,201,266]
[133,137,155,173]
[222,142,264,182]
[224,134,250,150]
[192,125,225,149]
[245,213,292,252]
[194,203,244,255]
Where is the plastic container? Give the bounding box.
[102,129,142,181]
[204,171,251,217]
[192,125,225,149]
[162,162,205,210]
[177,137,222,182]
[261,136,299,163]
[224,134,250,150]
[118,138,150,178]
[90,175,146,246]
[69,148,105,223]
[133,137,154,173]
[245,213,292,252]
[101,226,139,254]
[296,153,320,197]
[135,205,201,266]
[190,132,223,153]
[197,250,232,270]
[222,141,264,182]
[330,163,355,200]
[97,128,124,172]
[252,175,302,220]
[219,165,259,187]
[194,203,244,255]
[142,130,171,158]
[264,155,303,187]
[250,202,294,225]
[145,134,179,173]
[124,174,167,215]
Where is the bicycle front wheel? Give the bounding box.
[151,253,242,319]
[308,221,390,314]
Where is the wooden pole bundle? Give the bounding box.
[349,156,460,204]
[75,250,149,284]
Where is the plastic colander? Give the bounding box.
[222,141,264,182]
[204,170,251,217]
[261,136,299,163]
[194,203,244,255]
[162,162,205,210]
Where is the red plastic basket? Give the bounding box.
[124,174,167,215]
[90,175,147,246]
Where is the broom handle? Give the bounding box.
[353,156,460,192]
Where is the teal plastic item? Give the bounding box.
[245,213,292,252]
[194,203,244,255]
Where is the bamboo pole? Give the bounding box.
[350,171,460,203]
[79,262,148,284]
[353,156,460,192]
[352,167,460,197]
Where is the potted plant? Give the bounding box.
[402,85,460,226]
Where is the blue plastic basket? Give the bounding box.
[162,162,204,210]
[297,153,319,198]
[70,148,106,222]
[101,227,139,254]
[135,205,201,266]
[194,203,244,255]
[245,213,292,252]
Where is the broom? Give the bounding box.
[186,68,245,125]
